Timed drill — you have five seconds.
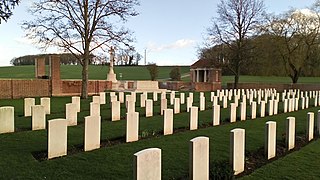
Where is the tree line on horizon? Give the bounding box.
[200,0,320,87]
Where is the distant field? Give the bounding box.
[0,65,319,84]
[0,65,190,80]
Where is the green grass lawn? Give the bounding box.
[0,65,190,80]
[0,92,319,179]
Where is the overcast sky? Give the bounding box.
[0,0,316,66]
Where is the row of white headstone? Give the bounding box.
[133,111,320,180]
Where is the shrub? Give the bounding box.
[169,66,181,81]
[146,63,158,81]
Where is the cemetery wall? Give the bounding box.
[0,79,50,99]
[227,83,320,91]
[158,81,191,91]
[61,80,111,94]
[0,79,112,99]
[159,81,221,91]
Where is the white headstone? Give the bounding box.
[307,112,314,141]
[190,106,198,130]
[160,98,167,115]
[66,103,77,126]
[24,98,35,117]
[230,103,237,123]
[230,128,245,175]
[286,117,295,150]
[212,105,220,126]
[126,112,139,142]
[40,97,51,114]
[163,109,173,135]
[174,98,180,114]
[72,96,81,112]
[190,137,209,180]
[84,115,101,151]
[134,148,161,180]
[48,119,67,159]
[0,106,14,134]
[32,105,46,130]
[99,92,106,104]
[265,121,276,159]
[251,101,257,119]
[111,101,121,121]
[90,102,100,117]
[145,99,153,117]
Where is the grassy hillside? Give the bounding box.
[0,65,191,80]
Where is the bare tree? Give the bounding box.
[22,0,139,99]
[0,0,19,23]
[264,8,320,83]
[207,0,265,88]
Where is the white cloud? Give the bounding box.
[147,39,196,52]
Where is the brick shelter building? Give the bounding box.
[190,59,222,91]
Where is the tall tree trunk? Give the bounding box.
[81,57,89,99]
[233,74,239,89]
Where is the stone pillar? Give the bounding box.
[32,105,46,130]
[286,117,295,150]
[50,55,61,96]
[265,121,276,160]
[196,69,199,82]
[106,46,118,83]
[189,137,209,180]
[240,102,246,121]
[66,103,77,126]
[24,98,35,117]
[48,119,67,159]
[40,97,51,114]
[35,57,46,78]
[160,98,167,115]
[230,103,237,123]
[307,112,314,141]
[212,105,220,126]
[230,128,245,175]
[0,106,14,134]
[251,101,257,119]
[145,99,153,117]
[84,115,101,151]
[204,70,207,82]
[190,106,198,130]
[134,148,161,180]
[126,112,139,142]
[72,96,81,112]
[111,101,121,121]
[163,109,173,135]
[174,98,180,114]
